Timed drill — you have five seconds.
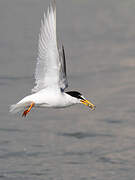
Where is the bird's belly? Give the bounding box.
[35,101,74,109]
[52,101,75,108]
[32,91,75,108]
[35,103,51,108]
[53,104,74,109]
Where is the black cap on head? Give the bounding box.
[66,91,84,100]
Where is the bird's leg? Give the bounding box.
[22,102,35,117]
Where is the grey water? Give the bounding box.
[0,0,135,179]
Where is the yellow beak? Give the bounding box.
[80,99,96,111]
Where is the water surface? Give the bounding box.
[0,0,135,179]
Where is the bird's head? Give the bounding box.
[66,91,96,110]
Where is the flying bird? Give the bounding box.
[10,1,96,117]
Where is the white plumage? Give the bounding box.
[33,3,60,92]
[10,1,95,116]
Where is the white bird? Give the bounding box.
[9,1,96,117]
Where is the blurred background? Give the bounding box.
[0,0,135,179]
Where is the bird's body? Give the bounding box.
[15,88,79,109]
[10,1,95,116]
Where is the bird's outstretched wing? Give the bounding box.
[32,1,60,93]
[59,45,68,91]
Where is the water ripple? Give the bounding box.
[0,128,24,132]
[58,132,114,139]
[0,151,48,159]
[98,157,126,165]
[103,118,122,124]
[63,151,93,157]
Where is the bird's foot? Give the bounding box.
[22,102,35,117]
[22,110,29,117]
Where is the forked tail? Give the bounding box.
[9,101,34,115]
[9,103,25,114]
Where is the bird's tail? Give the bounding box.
[9,102,32,114]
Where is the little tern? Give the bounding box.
[10,1,96,117]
